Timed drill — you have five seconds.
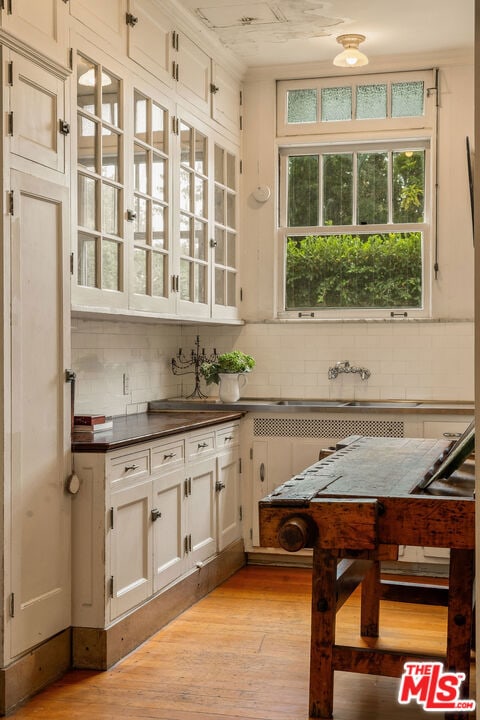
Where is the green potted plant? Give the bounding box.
[200,350,255,402]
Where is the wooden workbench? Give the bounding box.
[259,435,475,720]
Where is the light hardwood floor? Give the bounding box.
[8,566,476,720]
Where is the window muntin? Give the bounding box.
[280,140,429,315]
[76,54,124,292]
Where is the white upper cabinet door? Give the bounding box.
[69,0,127,54]
[176,32,211,116]
[9,53,66,173]
[0,0,68,66]
[127,0,173,88]
[211,63,241,135]
[9,170,71,659]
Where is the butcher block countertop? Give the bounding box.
[71,410,245,453]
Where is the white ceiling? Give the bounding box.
[176,0,474,68]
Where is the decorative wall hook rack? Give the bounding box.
[171,335,218,399]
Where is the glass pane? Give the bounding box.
[102,72,120,126]
[179,215,191,255]
[134,144,148,193]
[215,268,225,305]
[215,227,225,264]
[134,196,147,245]
[323,154,353,225]
[215,186,224,224]
[287,155,319,226]
[77,55,96,114]
[179,258,190,300]
[227,192,235,228]
[180,123,191,165]
[285,232,422,309]
[227,271,236,306]
[195,132,207,174]
[226,153,236,190]
[194,221,206,260]
[134,91,147,141]
[357,152,388,224]
[193,262,206,303]
[226,232,236,267]
[102,127,119,181]
[215,145,224,184]
[102,184,119,235]
[152,252,165,297]
[134,248,147,294]
[287,89,317,123]
[393,150,425,223]
[78,175,96,229]
[356,84,387,120]
[102,240,120,290]
[321,87,351,122]
[152,155,166,200]
[392,81,424,117]
[152,102,166,151]
[195,177,206,217]
[152,203,165,249]
[179,168,191,212]
[77,114,96,172]
[77,232,97,287]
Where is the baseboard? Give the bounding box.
[0,629,71,716]
[73,539,246,670]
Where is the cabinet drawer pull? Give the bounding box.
[197,442,208,449]
[163,452,176,459]
[124,463,139,471]
[443,432,462,438]
[224,436,233,442]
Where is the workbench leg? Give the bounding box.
[445,548,474,720]
[360,560,380,637]
[309,546,337,719]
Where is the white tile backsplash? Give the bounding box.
[71,319,474,415]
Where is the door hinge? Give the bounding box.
[239,90,243,106]
[59,119,70,135]
[239,505,243,522]
[172,30,179,51]
[109,576,114,597]
[70,252,74,275]
[7,60,13,86]
[126,12,138,27]
[9,592,14,617]
[171,274,179,292]
[249,447,253,460]
[172,116,179,135]
[238,457,242,473]
[249,528,253,540]
[7,111,13,136]
[69,47,73,70]
[5,0,11,15]
[240,287,243,302]
[172,61,179,82]
[239,160,243,174]
[239,115,243,131]
[7,190,14,215]
[110,506,114,529]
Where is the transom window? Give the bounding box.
[277,71,435,318]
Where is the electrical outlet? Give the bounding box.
[123,373,130,395]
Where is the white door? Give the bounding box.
[127,0,173,88]
[9,171,71,658]
[0,0,68,66]
[152,467,186,592]
[176,32,211,115]
[187,456,216,565]
[216,449,241,551]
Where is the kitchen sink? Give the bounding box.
[276,400,345,407]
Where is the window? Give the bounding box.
[277,71,435,318]
[77,54,124,292]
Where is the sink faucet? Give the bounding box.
[328,360,371,381]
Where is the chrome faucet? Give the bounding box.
[328,360,371,381]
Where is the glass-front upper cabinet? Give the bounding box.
[212,143,238,319]
[129,88,174,314]
[74,53,127,309]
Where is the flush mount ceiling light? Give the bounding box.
[333,34,368,68]
[78,68,112,87]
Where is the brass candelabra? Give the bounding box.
[171,335,217,399]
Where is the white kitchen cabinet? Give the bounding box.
[72,420,241,628]
[127,0,173,89]
[175,31,211,116]
[423,420,471,439]
[211,63,241,135]
[70,0,127,54]
[0,0,69,66]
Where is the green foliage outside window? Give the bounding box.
[286,232,422,309]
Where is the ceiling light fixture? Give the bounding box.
[333,34,368,68]
[78,68,112,87]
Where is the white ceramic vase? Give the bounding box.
[218,373,247,402]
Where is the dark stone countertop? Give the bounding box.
[72,410,245,453]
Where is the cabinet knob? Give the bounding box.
[215,480,225,492]
[151,508,162,522]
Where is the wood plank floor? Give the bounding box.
[9,566,476,720]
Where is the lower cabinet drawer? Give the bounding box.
[108,448,150,489]
[151,439,185,472]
